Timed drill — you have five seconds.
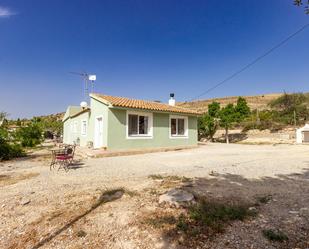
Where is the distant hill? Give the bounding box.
[177,93,284,113]
[35,112,64,121]
[9,112,64,124]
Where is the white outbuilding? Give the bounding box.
[296,124,309,143]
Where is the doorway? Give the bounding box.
[94,116,103,148]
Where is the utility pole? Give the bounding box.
[294,110,296,127]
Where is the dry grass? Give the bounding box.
[148,175,192,189]
[0,172,39,187]
[177,93,284,113]
[141,198,258,247]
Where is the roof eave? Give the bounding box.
[109,106,201,116]
[90,93,112,106]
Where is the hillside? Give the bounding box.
[35,112,64,122]
[177,93,284,113]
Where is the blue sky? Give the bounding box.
[0,0,308,119]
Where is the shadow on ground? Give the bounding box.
[156,168,309,249]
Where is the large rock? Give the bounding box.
[159,189,194,208]
[20,198,31,205]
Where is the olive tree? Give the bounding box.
[198,102,220,141]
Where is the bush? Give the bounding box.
[262,229,288,242]
[188,199,256,232]
[15,123,43,147]
[198,114,218,141]
[0,139,25,160]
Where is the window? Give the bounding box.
[127,112,152,138]
[81,120,87,136]
[170,116,188,138]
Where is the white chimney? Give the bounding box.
[168,93,175,106]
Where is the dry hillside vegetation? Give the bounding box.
[177,93,283,113]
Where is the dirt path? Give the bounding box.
[0,144,309,248]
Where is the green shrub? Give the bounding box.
[198,114,218,141]
[0,139,25,160]
[15,123,43,147]
[188,200,255,232]
[262,229,288,242]
[176,214,189,232]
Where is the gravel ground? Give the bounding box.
[0,143,309,248]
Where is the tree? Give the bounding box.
[269,93,309,125]
[198,113,218,142]
[208,102,220,118]
[15,122,43,147]
[234,97,250,122]
[0,116,25,160]
[198,102,220,141]
[16,118,22,126]
[0,112,8,126]
[219,104,236,144]
[294,0,309,14]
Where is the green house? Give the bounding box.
[63,93,200,150]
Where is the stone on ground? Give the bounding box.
[159,188,194,207]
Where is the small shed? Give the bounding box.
[296,124,309,143]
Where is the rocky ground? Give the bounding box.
[210,127,297,145]
[0,143,309,249]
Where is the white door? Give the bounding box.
[94,117,103,148]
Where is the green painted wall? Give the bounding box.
[63,111,90,146]
[63,98,198,150]
[63,120,70,144]
[107,108,197,150]
[87,98,109,148]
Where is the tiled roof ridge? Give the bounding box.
[90,93,201,115]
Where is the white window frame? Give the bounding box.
[81,119,87,136]
[126,110,153,139]
[169,115,189,139]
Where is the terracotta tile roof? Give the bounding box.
[90,93,201,115]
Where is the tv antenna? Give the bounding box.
[69,71,96,101]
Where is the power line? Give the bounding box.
[189,23,309,101]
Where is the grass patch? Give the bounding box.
[124,189,139,197]
[256,195,272,204]
[149,175,192,189]
[176,214,189,232]
[187,199,257,233]
[144,215,177,229]
[148,174,164,180]
[76,230,87,238]
[262,229,288,242]
[0,172,39,187]
[148,174,191,182]
[143,198,257,242]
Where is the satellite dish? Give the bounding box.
[80,101,88,108]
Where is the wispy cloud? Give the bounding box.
[0,6,16,18]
